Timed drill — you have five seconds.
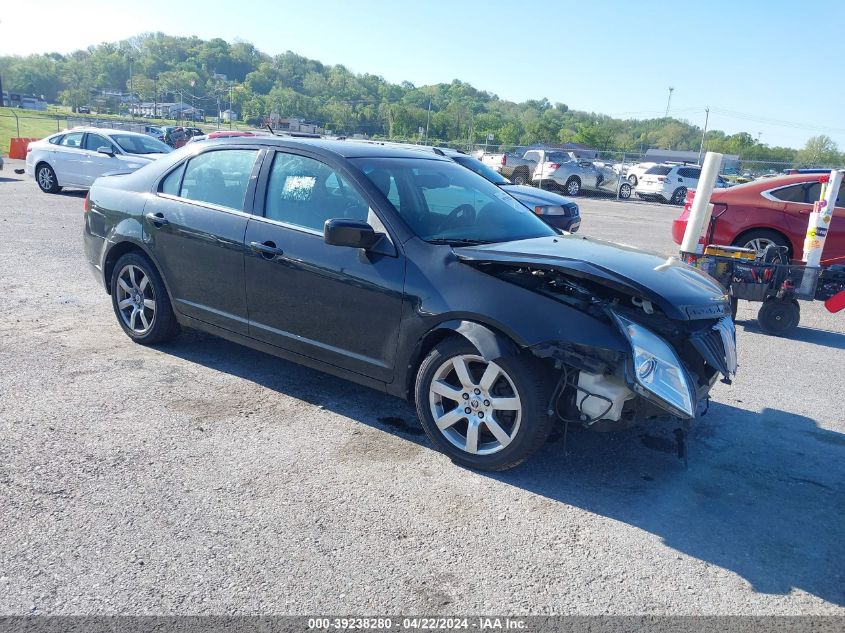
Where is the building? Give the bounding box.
[643,149,740,171]
[221,109,238,122]
[264,115,323,134]
[2,92,48,110]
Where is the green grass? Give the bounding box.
[0,107,253,155]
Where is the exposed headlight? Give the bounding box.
[612,312,695,418]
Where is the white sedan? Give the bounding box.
[25,127,172,193]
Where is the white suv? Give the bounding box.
[635,164,729,204]
[25,127,172,193]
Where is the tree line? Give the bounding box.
[0,32,840,168]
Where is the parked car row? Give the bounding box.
[479,149,632,199]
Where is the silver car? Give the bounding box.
[533,151,632,199]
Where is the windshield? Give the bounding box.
[451,155,510,185]
[351,157,556,244]
[112,134,172,155]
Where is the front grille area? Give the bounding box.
[689,317,737,377]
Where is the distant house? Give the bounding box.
[2,92,48,110]
[644,149,740,171]
[221,109,238,122]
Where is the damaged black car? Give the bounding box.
[83,138,737,471]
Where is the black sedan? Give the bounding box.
[84,138,737,471]
[444,151,580,232]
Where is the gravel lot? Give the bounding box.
[1,159,844,615]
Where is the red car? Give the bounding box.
[672,174,845,263]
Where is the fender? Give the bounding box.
[430,319,517,362]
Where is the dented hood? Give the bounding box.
[454,235,730,321]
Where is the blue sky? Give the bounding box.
[2,0,843,149]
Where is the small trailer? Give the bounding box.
[679,154,845,336]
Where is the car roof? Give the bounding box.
[201,136,454,161]
[68,127,150,137]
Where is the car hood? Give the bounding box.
[499,184,576,207]
[124,152,167,161]
[454,235,730,321]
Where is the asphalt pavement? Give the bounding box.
[1,160,843,615]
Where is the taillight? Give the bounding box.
[84,194,90,213]
[549,163,560,170]
[657,176,666,182]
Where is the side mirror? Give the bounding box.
[324,218,381,249]
[97,146,115,157]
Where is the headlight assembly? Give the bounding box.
[612,312,696,418]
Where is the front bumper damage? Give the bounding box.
[530,314,736,433]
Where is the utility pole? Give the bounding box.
[127,56,134,118]
[229,84,233,130]
[153,76,158,120]
[424,98,431,145]
[697,107,710,165]
[665,86,674,118]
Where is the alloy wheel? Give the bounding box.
[115,264,156,335]
[38,167,54,191]
[744,237,776,253]
[566,179,580,196]
[428,354,522,456]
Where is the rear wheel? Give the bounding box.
[565,177,581,196]
[36,163,61,193]
[110,252,179,345]
[414,338,553,471]
[619,182,632,199]
[734,229,791,257]
[671,187,687,205]
[511,169,529,185]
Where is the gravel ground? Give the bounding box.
[1,160,844,615]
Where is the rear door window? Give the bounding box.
[178,149,259,211]
[770,184,808,203]
[59,132,84,148]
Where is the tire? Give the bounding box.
[733,229,791,257]
[565,177,581,196]
[36,163,61,193]
[511,169,529,186]
[627,174,638,186]
[110,252,179,345]
[671,187,687,205]
[757,298,800,336]
[414,337,553,471]
[619,183,632,199]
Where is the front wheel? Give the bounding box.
[36,163,61,193]
[627,174,638,186]
[110,252,179,345]
[619,182,632,199]
[414,338,553,471]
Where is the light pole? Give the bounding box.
[697,107,710,165]
[665,86,674,118]
[424,98,431,145]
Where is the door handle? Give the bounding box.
[145,212,169,226]
[249,240,284,258]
